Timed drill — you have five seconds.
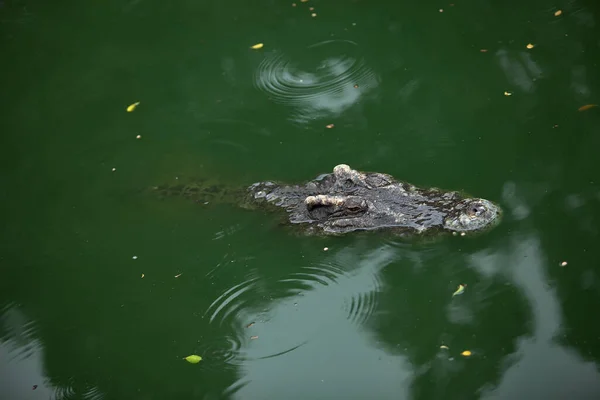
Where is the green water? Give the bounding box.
[2,0,600,399]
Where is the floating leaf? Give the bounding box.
[526,43,534,49]
[461,350,472,357]
[440,345,449,350]
[250,43,264,49]
[554,10,562,16]
[250,336,259,340]
[504,91,512,96]
[578,104,598,112]
[127,102,140,112]
[452,284,466,297]
[184,355,202,364]
[326,124,335,129]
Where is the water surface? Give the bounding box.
[2,0,600,399]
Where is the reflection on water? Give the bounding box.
[475,184,600,398]
[475,232,600,398]
[278,259,383,327]
[254,39,379,123]
[496,48,543,94]
[221,244,417,399]
[0,303,104,400]
[202,244,389,374]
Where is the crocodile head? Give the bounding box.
[442,198,501,233]
[249,164,502,236]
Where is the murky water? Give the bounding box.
[2,0,600,399]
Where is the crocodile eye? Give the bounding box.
[467,204,486,217]
[343,179,355,188]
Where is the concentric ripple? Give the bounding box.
[278,263,347,293]
[278,260,383,327]
[191,335,245,371]
[254,40,379,122]
[200,273,262,368]
[201,254,384,366]
[54,384,105,400]
[203,276,260,327]
[344,283,380,326]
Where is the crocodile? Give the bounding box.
[152,164,501,237]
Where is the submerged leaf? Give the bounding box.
[127,102,140,112]
[578,104,598,112]
[184,355,202,364]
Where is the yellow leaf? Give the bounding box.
[127,102,140,112]
[461,350,472,357]
[250,43,264,49]
[452,284,466,297]
[578,104,598,112]
[184,355,202,364]
[526,43,534,49]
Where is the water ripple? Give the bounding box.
[344,284,380,326]
[278,261,382,327]
[254,40,379,123]
[203,276,260,327]
[201,253,384,365]
[278,263,347,293]
[53,385,78,399]
[82,386,104,400]
[192,335,244,371]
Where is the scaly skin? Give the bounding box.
[152,164,502,236]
